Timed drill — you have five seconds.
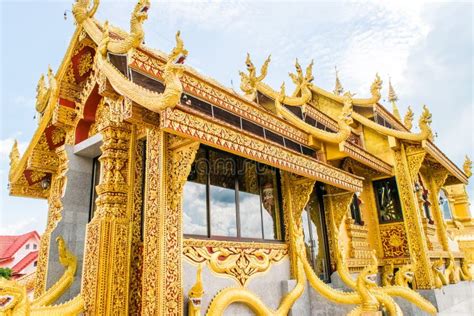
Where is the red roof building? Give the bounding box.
[0,231,40,278]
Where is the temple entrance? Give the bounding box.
[301,183,331,282]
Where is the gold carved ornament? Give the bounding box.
[183,239,288,287]
[0,236,84,315]
[187,264,204,316]
[463,155,472,178]
[403,106,414,131]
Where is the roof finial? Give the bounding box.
[388,77,401,120]
[333,66,344,96]
[403,106,414,131]
[464,155,472,178]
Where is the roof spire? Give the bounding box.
[333,66,344,96]
[388,77,401,120]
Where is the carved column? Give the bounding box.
[427,168,449,251]
[34,146,68,297]
[141,130,199,315]
[323,186,354,270]
[81,119,134,315]
[280,171,316,277]
[392,144,434,289]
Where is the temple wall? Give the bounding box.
[46,141,97,303]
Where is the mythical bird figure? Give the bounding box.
[463,156,472,178]
[0,236,84,315]
[394,263,415,288]
[403,106,414,131]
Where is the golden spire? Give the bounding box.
[464,155,472,178]
[403,106,414,131]
[333,66,344,96]
[388,77,401,120]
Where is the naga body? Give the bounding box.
[0,237,84,316]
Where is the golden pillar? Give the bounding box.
[427,168,450,251]
[81,119,134,315]
[392,144,434,289]
[323,186,354,270]
[280,172,316,276]
[141,129,199,315]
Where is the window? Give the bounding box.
[350,194,363,225]
[439,190,452,220]
[25,244,30,250]
[373,177,403,223]
[183,146,284,241]
[33,244,37,250]
[89,156,101,222]
[301,184,331,282]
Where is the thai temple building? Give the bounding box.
[4,0,474,315]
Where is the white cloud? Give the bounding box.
[0,216,40,235]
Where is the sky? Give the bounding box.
[0,0,472,235]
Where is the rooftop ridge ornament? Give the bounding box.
[404,106,414,131]
[96,28,189,113]
[388,77,401,120]
[333,66,344,96]
[463,155,472,178]
[9,140,20,181]
[72,0,100,24]
[351,104,433,142]
[239,53,271,100]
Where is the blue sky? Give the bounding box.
[0,0,472,235]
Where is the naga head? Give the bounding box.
[339,91,354,126]
[463,155,472,178]
[289,59,314,87]
[132,0,150,23]
[397,262,415,286]
[188,264,204,310]
[360,252,378,288]
[370,73,383,101]
[239,53,271,97]
[418,105,433,140]
[404,106,414,130]
[382,263,395,286]
[0,278,26,313]
[168,31,188,65]
[432,258,444,272]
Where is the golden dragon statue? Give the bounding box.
[188,264,204,316]
[97,21,188,113]
[72,0,99,25]
[332,219,436,315]
[431,258,449,288]
[239,54,313,107]
[0,236,84,316]
[352,104,433,142]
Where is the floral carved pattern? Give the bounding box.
[183,239,288,287]
[379,222,409,258]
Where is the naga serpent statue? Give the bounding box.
[97,21,188,113]
[432,258,449,288]
[332,220,436,315]
[382,263,395,287]
[72,0,99,24]
[0,237,84,316]
[459,259,473,281]
[394,263,415,288]
[240,54,313,107]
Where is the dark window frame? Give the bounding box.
[350,194,364,225]
[373,177,404,224]
[88,156,101,222]
[183,145,285,242]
